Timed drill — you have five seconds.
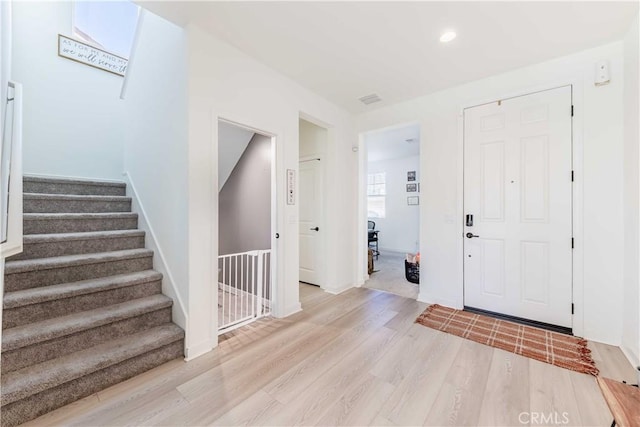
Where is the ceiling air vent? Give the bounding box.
[358,94,382,105]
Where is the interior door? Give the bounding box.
[299,159,322,285]
[463,86,573,328]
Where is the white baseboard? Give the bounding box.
[323,283,354,295]
[278,302,302,318]
[620,343,640,372]
[185,339,214,361]
[122,172,189,348]
[417,292,461,309]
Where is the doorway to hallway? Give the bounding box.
[362,124,421,300]
[217,119,275,334]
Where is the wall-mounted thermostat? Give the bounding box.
[287,169,295,205]
[595,60,611,86]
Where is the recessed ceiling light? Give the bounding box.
[439,31,457,43]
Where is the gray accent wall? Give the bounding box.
[219,133,272,255]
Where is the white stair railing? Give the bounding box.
[218,249,271,334]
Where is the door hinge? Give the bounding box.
[571,237,574,249]
[571,303,574,314]
[571,170,574,182]
[571,105,574,117]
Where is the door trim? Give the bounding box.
[213,116,279,337]
[457,80,585,337]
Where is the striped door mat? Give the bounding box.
[416,304,599,376]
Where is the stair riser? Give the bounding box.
[23,181,126,196]
[8,235,146,261]
[1,340,183,427]
[24,198,132,214]
[2,307,172,374]
[4,256,154,292]
[24,216,138,234]
[2,281,162,329]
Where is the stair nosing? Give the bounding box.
[22,230,145,244]
[4,248,153,274]
[1,295,173,352]
[3,270,163,309]
[1,324,183,405]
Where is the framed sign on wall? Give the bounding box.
[57,34,128,77]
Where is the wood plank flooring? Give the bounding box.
[21,283,637,427]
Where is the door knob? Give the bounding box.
[310,227,319,231]
[466,232,479,238]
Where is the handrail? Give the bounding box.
[0,79,23,256]
[1,81,17,243]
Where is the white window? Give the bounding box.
[72,1,140,59]
[367,172,386,218]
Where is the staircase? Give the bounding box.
[1,176,185,427]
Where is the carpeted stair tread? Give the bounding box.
[2,294,172,352]
[23,176,126,188]
[1,323,184,405]
[4,248,153,274]
[8,230,146,261]
[23,212,138,235]
[23,176,126,196]
[3,270,162,309]
[20,229,145,244]
[24,193,132,214]
[23,193,132,202]
[24,212,138,221]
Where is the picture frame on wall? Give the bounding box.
[407,196,419,205]
[407,171,416,181]
[406,183,417,192]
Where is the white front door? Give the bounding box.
[463,86,573,328]
[299,159,323,285]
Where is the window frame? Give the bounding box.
[367,172,386,219]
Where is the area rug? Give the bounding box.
[415,304,599,376]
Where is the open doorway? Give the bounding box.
[363,124,420,299]
[217,120,274,334]
[298,118,327,288]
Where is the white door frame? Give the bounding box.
[213,116,279,334]
[298,112,332,291]
[356,121,422,288]
[461,85,574,328]
[457,80,585,337]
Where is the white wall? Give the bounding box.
[187,24,356,358]
[121,11,189,348]
[367,155,420,253]
[622,12,640,366]
[219,133,272,255]
[357,41,625,346]
[299,119,327,158]
[12,2,124,180]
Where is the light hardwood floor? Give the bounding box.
[22,283,637,427]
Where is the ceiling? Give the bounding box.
[142,1,638,113]
[366,124,420,163]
